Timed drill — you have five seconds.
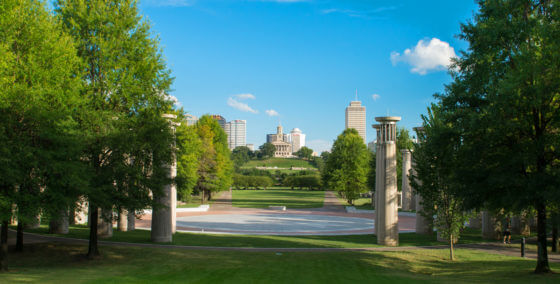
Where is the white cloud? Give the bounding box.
[227,97,258,113]
[306,139,332,153]
[166,95,182,107]
[143,0,194,7]
[390,38,457,75]
[265,109,279,117]
[234,93,256,100]
[372,94,380,101]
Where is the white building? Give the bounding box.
[185,114,198,126]
[288,128,306,153]
[225,120,246,150]
[345,101,366,143]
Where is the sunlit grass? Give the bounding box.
[232,189,324,208]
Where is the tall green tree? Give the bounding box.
[176,123,201,202]
[430,0,560,272]
[411,104,471,261]
[0,0,84,266]
[55,0,175,258]
[325,129,370,205]
[194,115,233,202]
[231,146,252,170]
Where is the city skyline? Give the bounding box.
[138,0,478,152]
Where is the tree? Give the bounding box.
[231,146,252,169]
[325,129,370,205]
[0,0,83,266]
[176,122,201,202]
[194,115,233,202]
[295,147,313,160]
[258,143,275,159]
[56,0,175,258]
[411,104,471,261]
[432,0,560,273]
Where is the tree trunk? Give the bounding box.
[534,203,550,273]
[552,220,558,253]
[201,190,205,204]
[87,204,99,258]
[449,233,454,261]
[15,222,23,252]
[0,221,8,271]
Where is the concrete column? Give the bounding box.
[373,116,400,246]
[117,209,128,232]
[481,211,500,240]
[49,209,69,234]
[511,213,530,236]
[401,149,413,211]
[372,124,381,210]
[468,212,482,229]
[412,127,432,235]
[97,208,113,238]
[151,114,179,243]
[127,212,136,231]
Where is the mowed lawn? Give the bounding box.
[232,189,324,208]
[2,243,559,283]
[242,157,316,169]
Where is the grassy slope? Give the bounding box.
[242,157,316,169]
[231,189,324,208]
[2,243,559,283]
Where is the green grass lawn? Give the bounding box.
[242,157,316,169]
[2,242,559,283]
[232,189,324,208]
[23,225,498,249]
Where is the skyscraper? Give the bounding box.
[225,120,246,150]
[345,101,366,143]
[210,114,226,130]
[289,128,306,153]
[185,114,198,126]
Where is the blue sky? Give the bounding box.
[139,0,479,152]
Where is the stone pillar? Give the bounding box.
[412,127,432,235]
[97,208,113,238]
[511,213,530,236]
[117,209,128,232]
[127,212,136,231]
[481,211,500,240]
[372,124,381,209]
[401,149,413,211]
[49,209,69,234]
[151,114,179,243]
[373,116,400,246]
[468,212,482,229]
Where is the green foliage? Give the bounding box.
[284,175,321,190]
[231,146,253,169]
[295,146,313,160]
[258,142,275,159]
[193,115,233,201]
[411,104,471,260]
[325,129,370,205]
[175,123,201,202]
[232,175,274,190]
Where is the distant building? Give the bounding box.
[288,128,306,153]
[225,120,246,150]
[345,101,366,143]
[185,114,198,126]
[210,114,226,130]
[267,124,292,157]
[367,140,377,153]
[246,144,254,151]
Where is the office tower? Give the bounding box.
[210,114,226,130]
[289,128,306,153]
[225,120,246,150]
[345,101,366,143]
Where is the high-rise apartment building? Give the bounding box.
[225,120,246,150]
[345,101,366,143]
